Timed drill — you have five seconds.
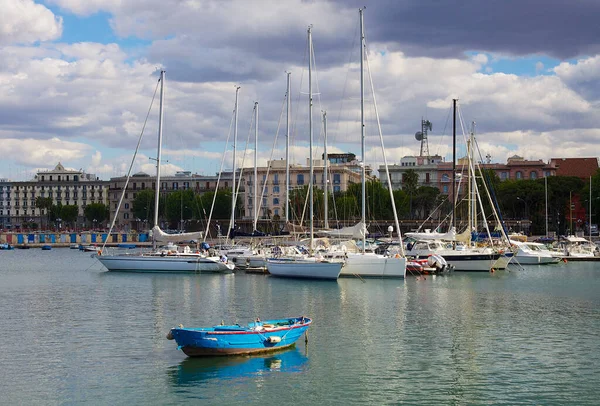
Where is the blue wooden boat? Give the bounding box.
[167,316,311,357]
[41,245,52,250]
[0,243,13,250]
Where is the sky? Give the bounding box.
[1,0,599,181]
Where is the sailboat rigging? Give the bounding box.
[96,71,234,273]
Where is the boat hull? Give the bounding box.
[266,259,342,280]
[341,253,406,278]
[514,254,560,265]
[412,252,502,272]
[97,254,234,273]
[169,317,311,357]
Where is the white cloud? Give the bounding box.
[1,137,90,166]
[0,0,62,45]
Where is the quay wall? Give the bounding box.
[0,231,152,247]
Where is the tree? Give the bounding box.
[84,203,109,226]
[402,169,419,219]
[132,189,160,222]
[412,186,441,219]
[165,189,195,229]
[60,205,79,225]
[35,196,53,228]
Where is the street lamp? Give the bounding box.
[93,219,97,231]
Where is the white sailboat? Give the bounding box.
[339,8,406,278]
[266,26,343,280]
[97,71,234,273]
[405,102,508,271]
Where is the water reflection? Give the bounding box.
[168,348,308,386]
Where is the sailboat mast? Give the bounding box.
[470,122,477,234]
[360,7,366,254]
[323,111,329,229]
[285,72,291,223]
[231,86,240,237]
[153,70,165,233]
[253,101,259,231]
[308,26,314,254]
[590,176,592,241]
[452,99,457,239]
[545,175,548,238]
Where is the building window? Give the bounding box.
[274,208,279,216]
[544,171,551,177]
[501,171,508,180]
[441,174,450,182]
[125,203,129,209]
[443,185,449,194]
[297,174,304,185]
[333,173,341,184]
[273,186,280,193]
[124,213,129,219]
[273,198,279,205]
[516,171,522,180]
[274,173,279,185]
[530,171,537,179]
[133,183,137,190]
[173,182,178,190]
[334,185,341,193]
[425,173,430,183]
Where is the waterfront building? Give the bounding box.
[5,163,108,229]
[436,155,557,196]
[549,157,599,179]
[241,157,369,220]
[378,155,444,191]
[0,178,11,229]
[107,171,234,230]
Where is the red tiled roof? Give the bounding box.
[549,157,599,179]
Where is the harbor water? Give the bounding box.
[1,248,599,405]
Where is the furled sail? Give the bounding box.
[316,221,366,239]
[405,228,457,241]
[151,226,203,242]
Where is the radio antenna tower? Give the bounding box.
[415,118,432,157]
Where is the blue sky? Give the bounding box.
[1,0,599,181]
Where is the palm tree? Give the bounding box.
[403,169,419,219]
[35,197,53,229]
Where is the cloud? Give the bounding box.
[0,137,90,167]
[1,1,600,181]
[0,0,62,45]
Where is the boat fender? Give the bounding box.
[166,331,174,340]
[97,250,102,256]
[266,336,282,344]
[394,254,400,258]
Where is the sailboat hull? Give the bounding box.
[266,259,342,280]
[341,253,406,278]
[97,254,234,273]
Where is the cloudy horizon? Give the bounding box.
[1,0,599,181]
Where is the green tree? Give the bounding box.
[412,186,441,219]
[60,205,79,225]
[402,169,419,219]
[197,189,237,221]
[35,196,53,228]
[84,203,109,226]
[165,189,196,229]
[132,189,160,222]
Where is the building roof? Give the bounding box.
[549,157,599,179]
